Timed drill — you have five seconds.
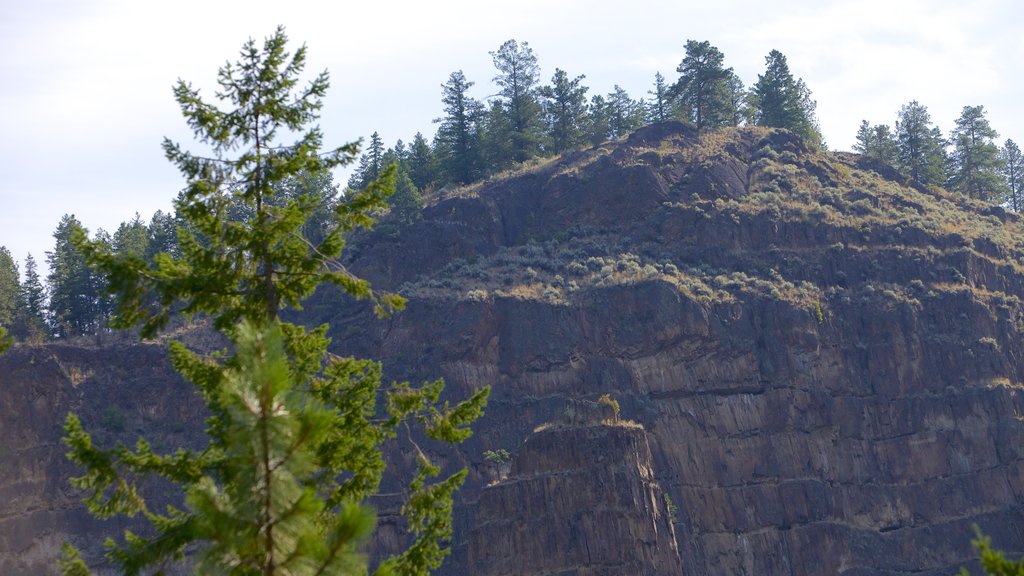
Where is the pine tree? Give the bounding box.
[406,132,436,190]
[586,94,613,146]
[722,72,751,127]
[113,213,150,259]
[752,50,821,146]
[146,209,179,262]
[480,100,515,173]
[895,101,948,186]
[0,247,21,337]
[386,167,424,228]
[349,132,386,191]
[61,27,488,575]
[434,70,484,185]
[490,39,544,163]
[854,120,898,166]
[670,40,733,132]
[606,85,645,138]
[1001,139,1024,211]
[19,253,47,341]
[47,215,104,338]
[949,105,1003,201]
[854,120,873,155]
[647,72,673,124]
[539,68,589,154]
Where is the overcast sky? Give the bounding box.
[2,0,1022,275]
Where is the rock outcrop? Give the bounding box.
[4,123,1024,574]
[469,421,683,575]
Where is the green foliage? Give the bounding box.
[47,215,106,338]
[483,449,510,464]
[19,253,48,341]
[539,68,590,153]
[405,133,436,190]
[854,120,899,166]
[490,39,544,164]
[434,71,484,185]
[647,72,674,124]
[752,50,821,146]
[1002,139,1024,211]
[671,40,734,131]
[349,131,387,191]
[961,530,1024,575]
[895,100,947,186]
[597,393,620,422]
[949,105,1004,201]
[0,247,21,336]
[605,85,645,139]
[62,26,488,575]
[0,326,10,353]
[586,94,613,145]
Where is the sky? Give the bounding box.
[2,0,1023,276]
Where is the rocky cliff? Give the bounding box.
[4,122,1024,574]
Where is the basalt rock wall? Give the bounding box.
[4,123,1024,574]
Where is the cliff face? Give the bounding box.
[4,123,1024,574]
[0,340,205,575]
[469,422,682,576]
[335,123,1024,574]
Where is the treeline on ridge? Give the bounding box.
[0,38,1020,344]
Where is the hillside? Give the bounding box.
[4,122,1024,574]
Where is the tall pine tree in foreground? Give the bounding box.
[60,26,488,576]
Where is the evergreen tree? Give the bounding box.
[348,131,386,190]
[490,39,544,163]
[961,531,1024,575]
[61,27,488,575]
[113,213,150,259]
[276,168,340,246]
[670,40,733,132]
[949,105,1003,201]
[647,72,674,124]
[19,253,47,341]
[406,132,436,190]
[480,100,515,173]
[539,68,590,153]
[385,167,424,229]
[146,209,179,262]
[0,247,21,337]
[895,101,948,186]
[391,139,407,164]
[752,49,821,145]
[606,85,645,138]
[872,125,899,166]
[47,215,103,338]
[586,94,613,146]
[434,70,484,185]
[854,120,873,155]
[854,120,899,166]
[722,72,752,127]
[1001,139,1024,212]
